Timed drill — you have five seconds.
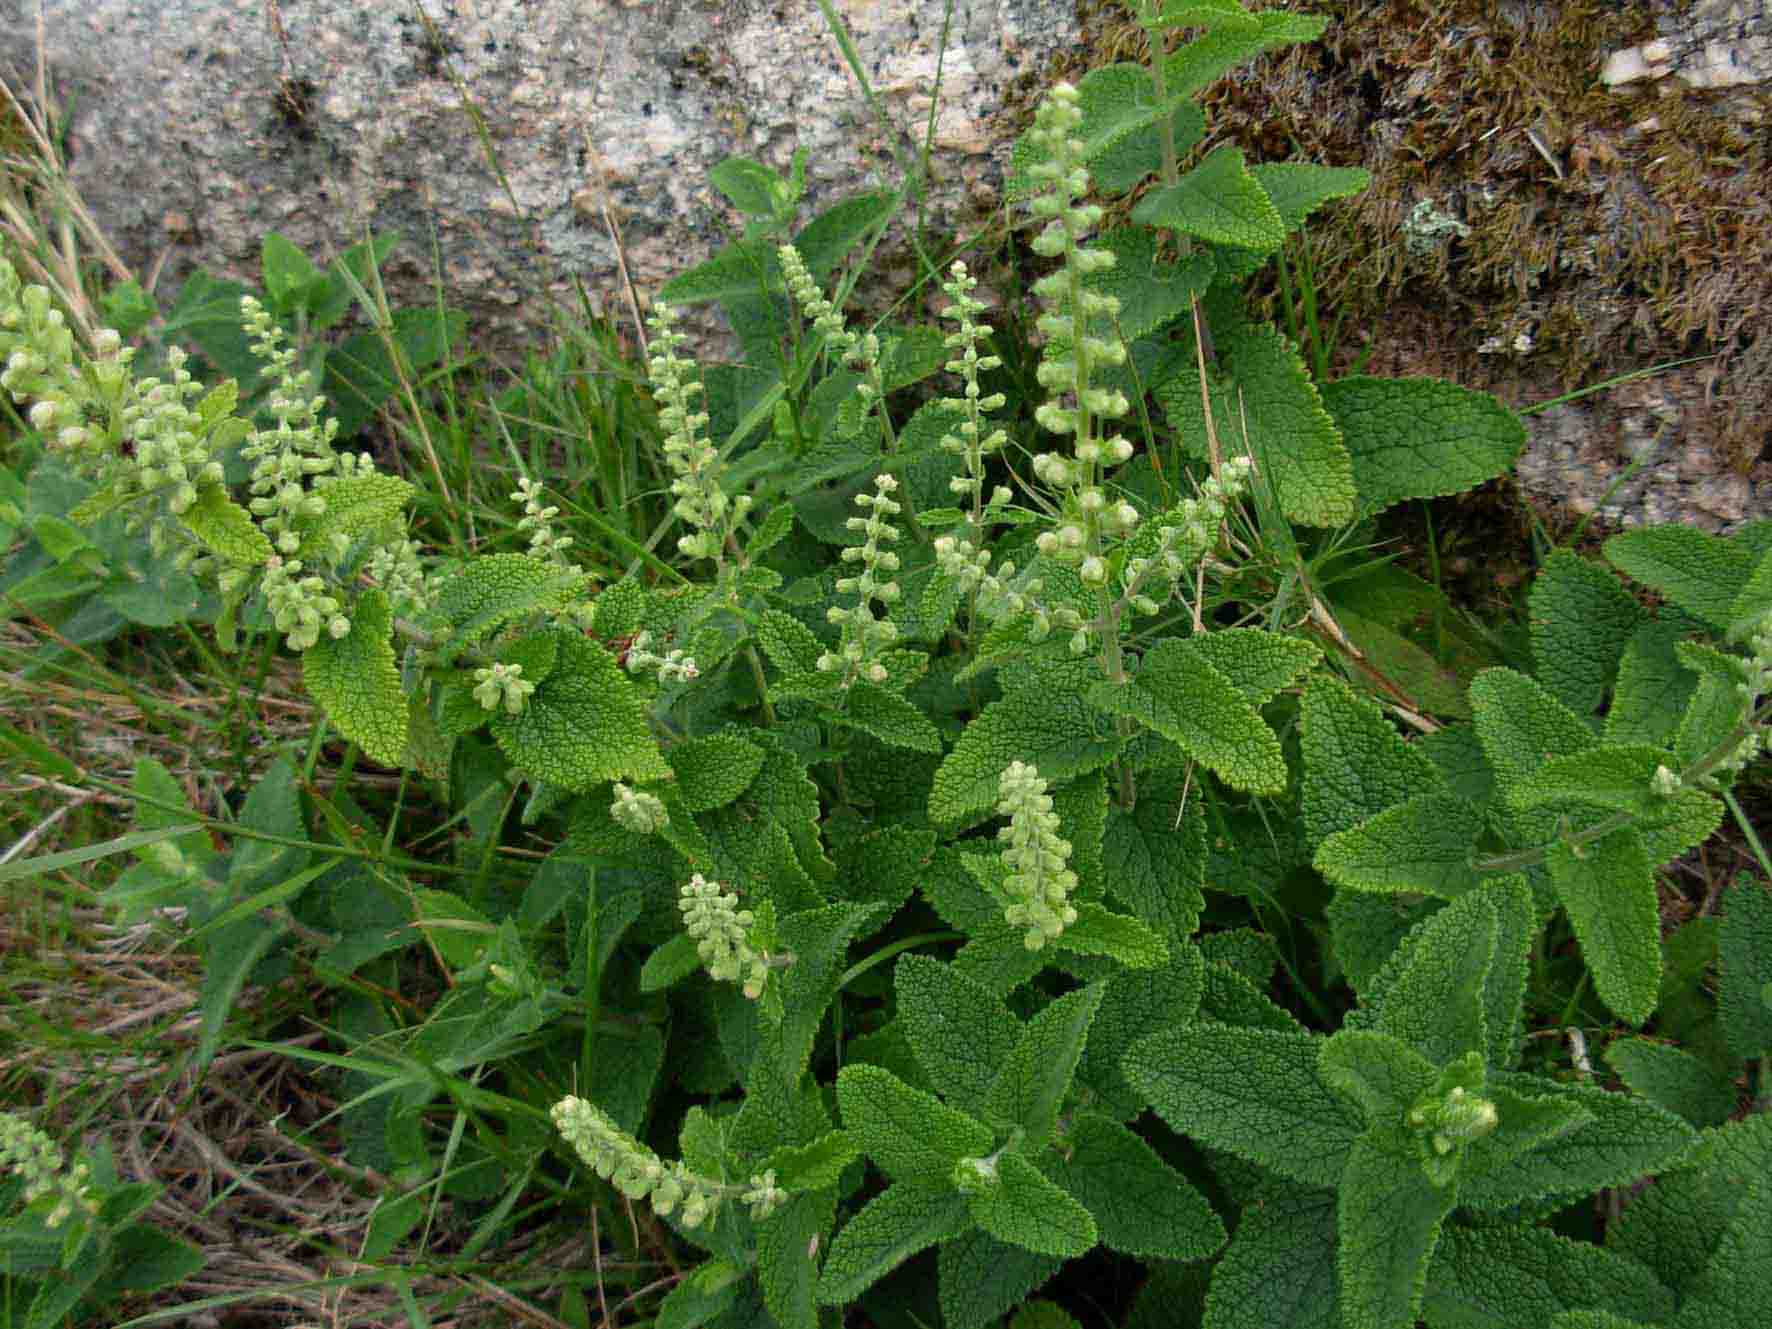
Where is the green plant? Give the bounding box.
[1,1113,202,1329]
[2,1,1770,1328]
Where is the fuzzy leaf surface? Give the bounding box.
[1549,826,1661,1026]
[938,1229,1062,1329]
[182,485,272,566]
[1042,1112,1225,1259]
[894,955,1021,1116]
[1719,874,1772,1059]
[1470,667,1596,794]
[962,1151,1098,1258]
[1312,792,1486,899]
[929,689,1122,826]
[842,681,944,753]
[1132,145,1286,252]
[1604,523,1767,629]
[1422,1224,1675,1329]
[489,633,667,790]
[302,588,408,766]
[1202,1182,1339,1329]
[1603,1037,1738,1128]
[816,1183,971,1304]
[1336,1134,1455,1329]
[1127,1026,1361,1187]
[1300,676,1443,847]
[984,984,1104,1151]
[1101,770,1208,941]
[836,1064,994,1188]
[668,734,766,812]
[1529,550,1643,718]
[1077,944,1206,1117]
[434,553,589,648]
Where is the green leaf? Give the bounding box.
[198,913,286,1068]
[1162,10,1328,97]
[669,734,766,812]
[1054,903,1168,968]
[435,553,589,649]
[1249,162,1370,231]
[1153,317,1357,527]
[639,933,703,993]
[960,1151,1097,1258]
[654,1259,743,1329]
[929,687,1123,826]
[1507,744,1681,816]
[1202,1182,1340,1329]
[1361,888,1496,1067]
[1133,145,1285,252]
[1301,675,1445,849]
[710,155,791,216]
[836,1064,994,1188]
[938,1229,1063,1329]
[1423,1224,1675,1329]
[841,682,944,753]
[771,902,888,1076]
[1679,1171,1772,1326]
[1319,1029,1439,1126]
[302,589,408,766]
[1200,959,1302,1031]
[488,632,667,791]
[1470,666,1597,794]
[1605,618,1701,747]
[181,484,272,566]
[324,305,466,439]
[1604,1037,1738,1128]
[895,955,1022,1117]
[1530,550,1644,718]
[1458,1073,1695,1211]
[1007,64,1198,199]
[1042,1112,1224,1259]
[262,231,321,309]
[1101,769,1208,942]
[1313,792,1487,899]
[817,1183,972,1305]
[765,1130,859,1191]
[984,984,1104,1151]
[86,1223,206,1301]
[1092,639,1288,794]
[1549,826,1661,1026]
[1604,523,1768,630]
[757,1187,834,1329]
[1076,944,1206,1117]
[1126,1026,1362,1188]
[1337,1135,1456,1329]
[299,472,413,558]
[1318,376,1525,517]
[1085,228,1216,341]
[1719,874,1772,1060]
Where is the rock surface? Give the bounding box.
[0,0,1074,340]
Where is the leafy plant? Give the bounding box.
[1,1,1769,1328]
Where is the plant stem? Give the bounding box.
[838,931,964,991]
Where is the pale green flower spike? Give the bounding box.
[625,631,699,684]
[611,782,669,834]
[646,301,749,564]
[820,473,902,687]
[512,477,574,563]
[996,761,1080,949]
[472,662,535,715]
[0,1112,95,1229]
[679,873,770,998]
[240,296,341,557]
[778,243,856,354]
[261,554,349,652]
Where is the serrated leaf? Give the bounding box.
[488,633,667,790]
[1092,639,1287,794]
[1679,1171,1772,1325]
[1101,769,1208,942]
[1202,1182,1339,1329]
[1301,675,1445,849]
[841,682,944,753]
[1604,523,1768,630]
[1549,826,1661,1026]
[961,1151,1097,1258]
[1163,10,1328,96]
[929,688,1123,826]
[765,1130,858,1191]
[1470,666,1596,793]
[1605,618,1701,748]
[745,502,797,558]
[435,553,590,648]
[1133,145,1286,252]
[1189,629,1322,705]
[589,579,646,638]
[639,933,703,993]
[1604,1037,1738,1128]
[938,1228,1063,1329]
[1008,64,1196,199]
[1249,162,1370,230]
[984,984,1104,1151]
[836,1064,994,1187]
[654,1259,743,1329]
[669,734,766,812]
[1506,744,1679,816]
[895,954,1023,1116]
[1319,1029,1439,1126]
[1126,1026,1362,1188]
[1423,1224,1675,1329]
[302,589,408,766]
[1366,888,1496,1066]
[757,1187,833,1329]
[1042,1112,1224,1259]
[1458,1073,1695,1211]
[1719,874,1772,1060]
[1200,959,1302,1031]
[1313,792,1487,899]
[771,902,888,1076]
[1318,376,1525,517]
[182,485,272,566]
[817,1183,972,1304]
[1530,550,1644,718]
[1054,904,1168,968]
[1336,1133,1456,1329]
[1153,317,1357,526]
[300,472,413,558]
[1084,228,1216,341]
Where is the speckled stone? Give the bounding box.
[0,0,1075,348]
[1602,0,1772,90]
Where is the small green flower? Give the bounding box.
[0,1112,94,1229]
[679,874,771,998]
[611,782,669,834]
[472,662,536,715]
[996,761,1080,949]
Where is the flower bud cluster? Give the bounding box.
[626,631,699,684]
[646,302,747,564]
[1696,606,1772,788]
[364,537,434,617]
[0,263,112,464]
[779,243,854,353]
[0,1111,95,1229]
[995,761,1080,949]
[261,554,350,652]
[512,477,574,563]
[472,662,536,715]
[239,297,341,557]
[611,782,669,834]
[551,1096,786,1227]
[1114,457,1254,616]
[679,873,770,998]
[937,261,1010,509]
[819,473,903,686]
[1407,1085,1499,1158]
